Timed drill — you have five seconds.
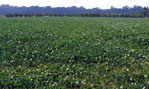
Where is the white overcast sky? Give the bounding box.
[0,0,149,9]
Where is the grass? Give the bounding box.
[0,17,148,88]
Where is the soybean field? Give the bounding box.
[0,17,149,88]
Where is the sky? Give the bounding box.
[0,0,149,9]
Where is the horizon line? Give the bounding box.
[0,4,148,9]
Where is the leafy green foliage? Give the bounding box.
[0,17,148,88]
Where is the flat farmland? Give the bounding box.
[0,17,148,88]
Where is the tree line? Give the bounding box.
[0,4,145,14]
[5,9,149,18]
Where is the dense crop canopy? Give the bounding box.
[0,17,148,88]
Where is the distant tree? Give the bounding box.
[144,7,149,10]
